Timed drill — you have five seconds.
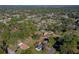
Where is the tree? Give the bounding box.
[60,32,79,54]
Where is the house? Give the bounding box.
[53,37,64,51]
[61,15,69,19]
[7,48,16,54]
[18,42,29,50]
[48,47,56,54]
[35,42,43,51]
[0,20,4,23]
[43,37,49,44]
[17,21,24,23]
[12,14,20,18]
[0,19,10,25]
[46,13,54,18]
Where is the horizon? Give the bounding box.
[0,5,79,8]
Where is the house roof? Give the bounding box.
[18,43,29,50]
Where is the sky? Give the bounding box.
[0,0,79,5]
